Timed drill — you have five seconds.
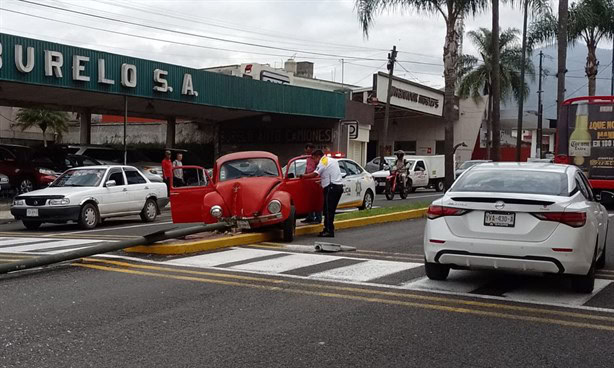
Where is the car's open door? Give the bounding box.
[169,166,214,223]
[281,156,323,216]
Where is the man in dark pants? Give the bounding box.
[161,150,173,196]
[300,150,344,237]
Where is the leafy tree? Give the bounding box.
[355,0,488,187]
[529,0,614,96]
[458,28,535,155]
[15,108,70,147]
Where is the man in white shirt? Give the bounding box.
[173,153,184,187]
[300,150,344,237]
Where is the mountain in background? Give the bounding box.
[502,44,614,120]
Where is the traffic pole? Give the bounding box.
[0,222,230,275]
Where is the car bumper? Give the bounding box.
[157,197,170,209]
[0,183,10,191]
[11,206,81,222]
[424,218,593,275]
[234,213,284,229]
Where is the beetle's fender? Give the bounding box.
[202,191,228,224]
[265,190,292,219]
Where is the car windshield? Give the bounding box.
[459,161,483,170]
[451,169,568,196]
[50,169,106,187]
[219,158,279,181]
[385,158,396,166]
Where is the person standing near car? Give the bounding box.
[300,150,343,238]
[301,143,322,224]
[173,152,184,187]
[162,150,172,195]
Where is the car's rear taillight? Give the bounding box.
[427,205,469,219]
[531,212,587,227]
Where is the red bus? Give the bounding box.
[557,96,614,191]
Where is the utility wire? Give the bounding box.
[14,0,440,65]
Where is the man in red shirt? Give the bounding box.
[162,150,173,196]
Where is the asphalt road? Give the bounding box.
[7,192,614,366]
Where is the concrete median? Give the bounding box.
[124,208,427,255]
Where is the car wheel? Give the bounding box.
[436,180,445,192]
[425,261,450,281]
[282,205,296,242]
[78,203,99,230]
[18,177,34,193]
[22,220,42,230]
[359,190,374,210]
[571,264,595,294]
[140,198,158,223]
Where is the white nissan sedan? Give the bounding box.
[424,163,609,293]
[11,166,168,230]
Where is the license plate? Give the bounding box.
[377,182,386,187]
[26,209,39,217]
[237,220,251,230]
[484,211,515,227]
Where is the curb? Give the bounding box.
[124,208,427,255]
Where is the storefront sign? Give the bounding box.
[374,72,443,117]
[221,128,333,144]
[0,33,346,119]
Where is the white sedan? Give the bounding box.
[286,158,376,210]
[424,162,609,293]
[11,166,168,230]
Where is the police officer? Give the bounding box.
[301,150,344,237]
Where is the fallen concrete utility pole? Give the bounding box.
[0,223,230,275]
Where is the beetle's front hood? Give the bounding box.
[215,177,282,217]
[17,186,100,198]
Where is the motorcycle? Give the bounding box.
[385,169,409,200]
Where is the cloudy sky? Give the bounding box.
[0,0,569,89]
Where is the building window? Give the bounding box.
[436,140,445,154]
[395,141,416,154]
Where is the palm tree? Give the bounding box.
[15,108,70,147]
[491,0,501,161]
[529,0,614,96]
[515,0,552,161]
[355,0,489,188]
[458,28,535,155]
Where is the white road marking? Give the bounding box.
[401,271,486,294]
[230,253,341,273]
[502,279,613,306]
[57,221,173,235]
[309,259,422,282]
[97,253,614,314]
[167,248,278,268]
[0,239,99,253]
[0,238,46,246]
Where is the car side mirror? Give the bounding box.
[105,180,116,187]
[287,173,295,179]
[598,190,614,205]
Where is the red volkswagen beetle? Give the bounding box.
[169,151,323,242]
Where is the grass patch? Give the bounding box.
[336,201,431,221]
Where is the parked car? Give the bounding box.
[0,144,59,193]
[30,147,102,173]
[0,173,9,192]
[284,157,376,211]
[364,156,396,173]
[454,160,492,179]
[423,162,609,293]
[170,152,327,242]
[66,145,163,182]
[11,165,168,230]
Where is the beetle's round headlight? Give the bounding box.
[210,205,223,218]
[267,200,282,214]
